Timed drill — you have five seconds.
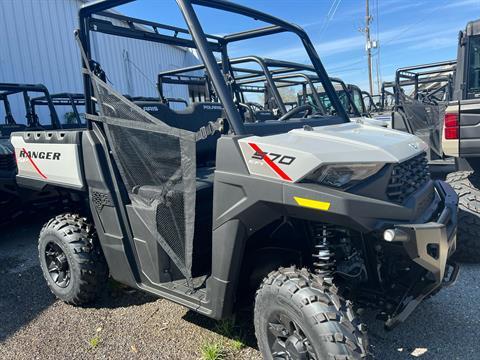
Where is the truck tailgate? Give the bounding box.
[459,98,480,157]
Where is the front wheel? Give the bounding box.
[254,267,369,359]
[38,214,108,305]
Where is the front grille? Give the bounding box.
[387,152,429,203]
[0,154,16,171]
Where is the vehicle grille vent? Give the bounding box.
[387,152,429,203]
[0,154,16,171]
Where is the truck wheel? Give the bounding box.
[38,214,108,305]
[446,171,480,262]
[254,267,369,360]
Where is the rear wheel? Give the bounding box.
[38,213,108,305]
[254,267,369,360]
[446,171,480,262]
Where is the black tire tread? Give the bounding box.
[446,171,480,262]
[254,267,369,359]
[39,213,108,305]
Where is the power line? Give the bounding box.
[318,0,342,37]
[380,0,450,48]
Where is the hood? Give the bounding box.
[238,122,427,182]
[351,116,390,128]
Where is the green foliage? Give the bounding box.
[200,342,226,360]
[214,319,246,352]
[63,111,77,125]
[88,336,101,348]
[230,337,246,351]
[214,319,236,338]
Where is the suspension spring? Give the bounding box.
[311,223,338,279]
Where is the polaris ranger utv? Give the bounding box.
[0,83,69,223]
[14,1,458,358]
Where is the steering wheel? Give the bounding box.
[247,102,264,112]
[278,104,313,121]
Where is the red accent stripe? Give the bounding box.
[248,143,292,182]
[21,148,47,179]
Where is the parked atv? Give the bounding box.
[13,1,459,359]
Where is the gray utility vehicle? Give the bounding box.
[0,83,70,223]
[13,1,459,359]
[390,20,480,261]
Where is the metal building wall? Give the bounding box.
[0,0,200,122]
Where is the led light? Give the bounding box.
[384,229,396,242]
[383,229,409,242]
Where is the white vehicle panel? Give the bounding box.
[10,134,84,189]
[239,122,427,182]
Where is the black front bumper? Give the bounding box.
[384,180,459,328]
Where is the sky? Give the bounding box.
[118,0,480,95]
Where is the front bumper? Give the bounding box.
[384,180,459,328]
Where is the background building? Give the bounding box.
[0,0,201,122]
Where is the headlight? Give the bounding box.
[303,163,384,188]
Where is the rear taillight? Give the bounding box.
[444,113,459,140]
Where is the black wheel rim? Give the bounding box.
[266,311,317,360]
[45,242,71,288]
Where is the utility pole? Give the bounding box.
[365,0,374,95]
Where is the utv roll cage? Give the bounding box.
[270,74,366,118]
[362,91,379,113]
[79,0,349,133]
[0,83,60,129]
[158,54,373,120]
[158,58,368,121]
[394,60,456,106]
[158,56,332,116]
[31,93,86,126]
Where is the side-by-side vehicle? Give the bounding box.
[12,1,459,358]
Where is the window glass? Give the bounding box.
[317,90,349,114]
[467,35,480,93]
[351,89,365,114]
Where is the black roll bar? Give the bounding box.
[79,0,349,133]
[0,83,61,127]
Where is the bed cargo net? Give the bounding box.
[399,99,446,158]
[91,75,197,282]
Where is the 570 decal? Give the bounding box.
[251,151,296,165]
[247,142,295,182]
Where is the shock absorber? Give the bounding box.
[310,223,337,280]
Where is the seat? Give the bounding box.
[135,101,223,166]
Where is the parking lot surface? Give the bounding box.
[1,217,479,359]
